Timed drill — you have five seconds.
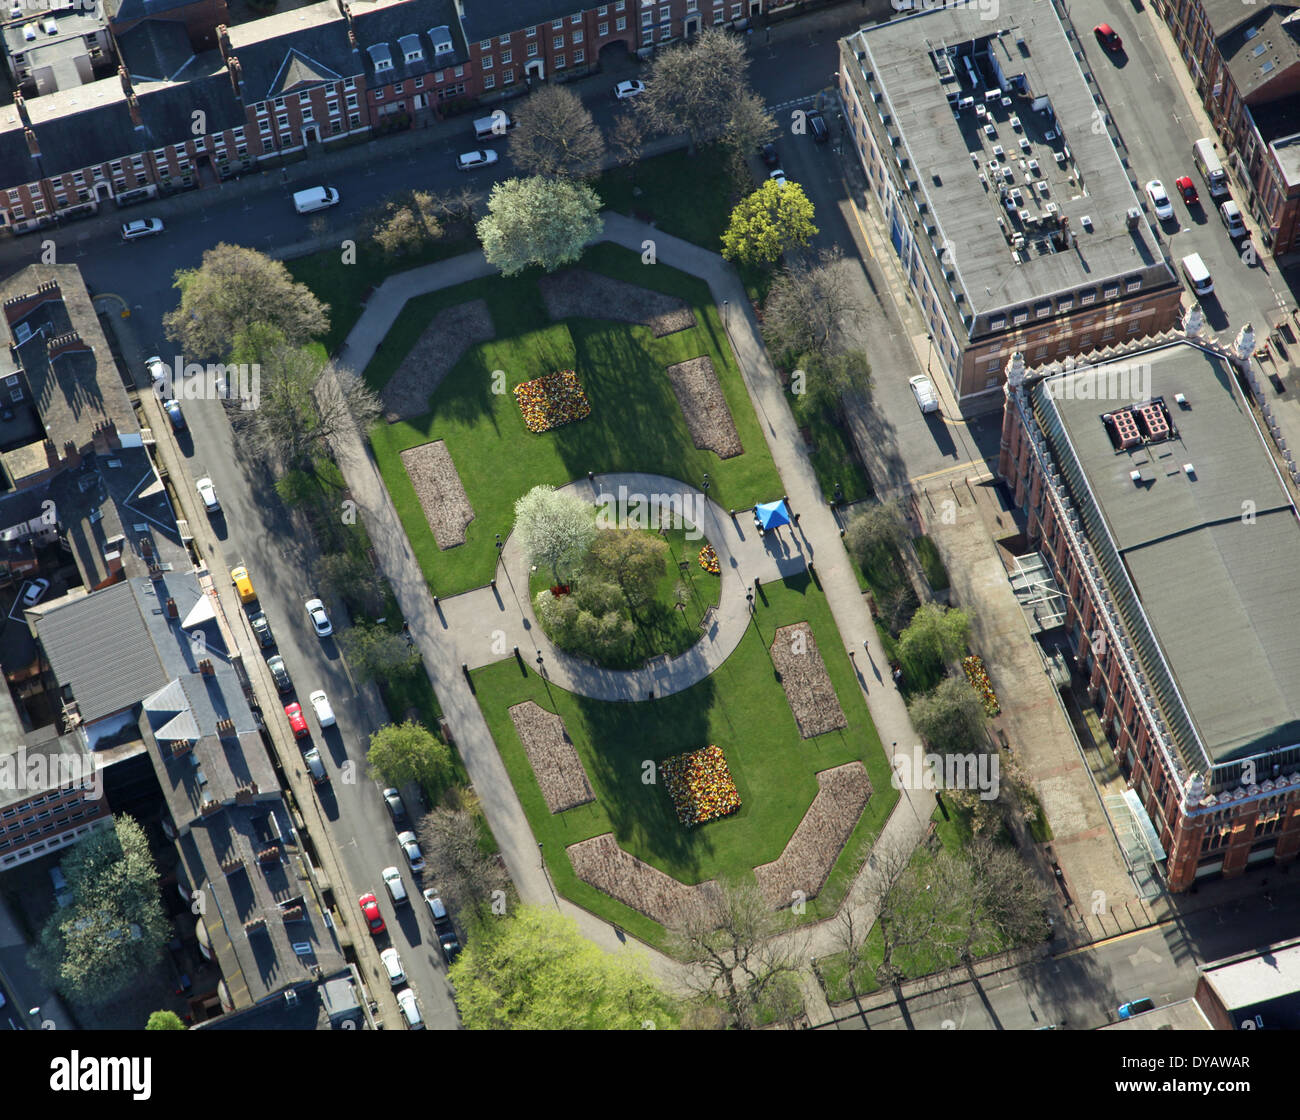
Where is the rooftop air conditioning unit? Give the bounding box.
[872,90,882,102]
[23,24,36,40]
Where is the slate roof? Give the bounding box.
[459,0,574,40]
[116,17,198,81]
[352,0,466,86]
[104,0,205,25]
[34,578,168,723]
[226,5,358,102]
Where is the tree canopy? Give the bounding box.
[508,85,606,180]
[907,676,988,756]
[367,720,454,793]
[514,485,596,585]
[897,603,971,680]
[477,176,603,277]
[450,905,679,1029]
[721,179,818,267]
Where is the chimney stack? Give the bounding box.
[127,92,142,129]
[166,597,178,618]
[24,128,39,158]
[227,55,243,102]
[14,92,31,128]
[118,65,131,98]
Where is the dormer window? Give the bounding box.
[368,43,394,72]
[399,34,423,63]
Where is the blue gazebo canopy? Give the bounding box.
[755,500,790,529]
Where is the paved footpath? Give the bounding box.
[326,213,934,1010]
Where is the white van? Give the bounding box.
[909,374,940,414]
[1219,199,1246,238]
[473,111,515,141]
[396,987,425,1029]
[1180,252,1213,296]
[292,186,340,214]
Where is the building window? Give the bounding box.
[501,49,512,63]
[527,42,538,56]
[1080,290,1096,305]
[989,316,1006,330]
[1125,277,1141,292]
[484,74,496,89]
[344,77,356,90]
[573,29,583,43]
[480,38,491,49]
[274,97,285,109]
[574,48,584,63]
[434,70,443,81]
[259,119,272,134]
[298,91,312,105]
[454,64,464,77]
[504,68,515,83]
[571,12,581,23]
[731,2,741,16]
[616,16,626,29]
[659,5,670,21]
[277,113,289,127]
[556,53,566,67]
[1057,297,1073,312]
[483,56,493,69]
[1035,301,1051,318]
[414,77,424,89]
[349,114,360,127]
[616,0,625,8]
[327,100,339,114]
[375,89,384,100]
[1103,285,1120,299]
[526,24,536,35]
[554,35,564,48]
[642,9,652,24]
[598,22,608,35]
[346,93,359,108]
[553,17,563,28]
[1012,310,1028,325]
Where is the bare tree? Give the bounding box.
[607,110,646,177]
[763,247,866,362]
[721,86,778,163]
[668,878,805,1029]
[233,344,381,473]
[360,189,444,259]
[416,806,511,922]
[964,837,1052,953]
[638,29,754,154]
[508,85,606,180]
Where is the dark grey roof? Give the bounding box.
[460,0,573,40]
[0,726,95,811]
[351,0,465,86]
[116,17,197,81]
[34,579,168,723]
[105,0,199,26]
[1222,11,1300,102]
[196,969,365,1029]
[228,17,358,102]
[1199,0,1296,39]
[1037,342,1300,763]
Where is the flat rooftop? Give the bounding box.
[846,1,1169,322]
[1039,342,1300,764]
[1098,998,1212,1030]
[1200,937,1300,1028]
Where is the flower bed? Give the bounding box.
[963,654,1000,717]
[513,369,592,433]
[662,745,741,827]
[698,543,720,573]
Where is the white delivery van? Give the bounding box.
[1180,253,1213,296]
[292,186,340,214]
[1219,199,1246,238]
[909,374,940,414]
[473,111,515,140]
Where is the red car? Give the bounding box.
[1175,176,1199,205]
[359,892,385,935]
[1094,23,1122,52]
[284,701,309,738]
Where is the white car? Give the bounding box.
[769,169,789,188]
[1145,179,1174,221]
[909,374,939,414]
[145,355,169,386]
[381,865,408,906]
[456,149,498,172]
[614,79,645,100]
[305,597,332,637]
[396,987,425,1029]
[397,830,425,873]
[21,578,50,607]
[121,218,164,241]
[380,947,406,987]
[195,477,220,514]
[309,689,336,729]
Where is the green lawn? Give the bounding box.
[528,526,723,669]
[286,232,477,356]
[790,392,872,505]
[913,535,950,592]
[367,242,783,597]
[816,806,1015,1003]
[473,572,897,950]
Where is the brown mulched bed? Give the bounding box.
[508,701,595,814]
[567,833,723,928]
[753,762,873,909]
[399,440,475,550]
[770,622,848,739]
[539,268,696,337]
[665,356,743,459]
[381,298,495,422]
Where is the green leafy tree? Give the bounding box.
[477,176,604,277]
[721,179,818,267]
[907,676,988,756]
[897,603,971,681]
[338,619,421,683]
[164,243,329,359]
[508,85,606,180]
[450,905,679,1029]
[146,1010,186,1030]
[585,529,668,615]
[362,189,444,260]
[317,552,388,619]
[514,485,596,585]
[30,817,171,1007]
[367,720,454,793]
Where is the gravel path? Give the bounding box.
[753,763,873,910]
[567,833,723,928]
[540,268,696,337]
[399,440,474,550]
[666,356,743,459]
[770,622,848,739]
[508,701,595,813]
[381,298,494,422]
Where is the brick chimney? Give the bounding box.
[165,596,177,618]
[227,55,243,102]
[336,0,351,29]
[24,128,39,158]
[126,92,142,129]
[118,65,131,99]
[216,23,232,61]
[90,419,120,453]
[14,92,31,129]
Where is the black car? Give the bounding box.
[759,142,779,168]
[383,788,407,823]
[807,111,829,144]
[250,611,274,648]
[266,654,292,692]
[438,929,462,965]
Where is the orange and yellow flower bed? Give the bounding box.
[963,654,1000,717]
[662,745,741,828]
[513,370,592,433]
[698,543,720,573]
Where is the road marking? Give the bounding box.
[909,460,990,485]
